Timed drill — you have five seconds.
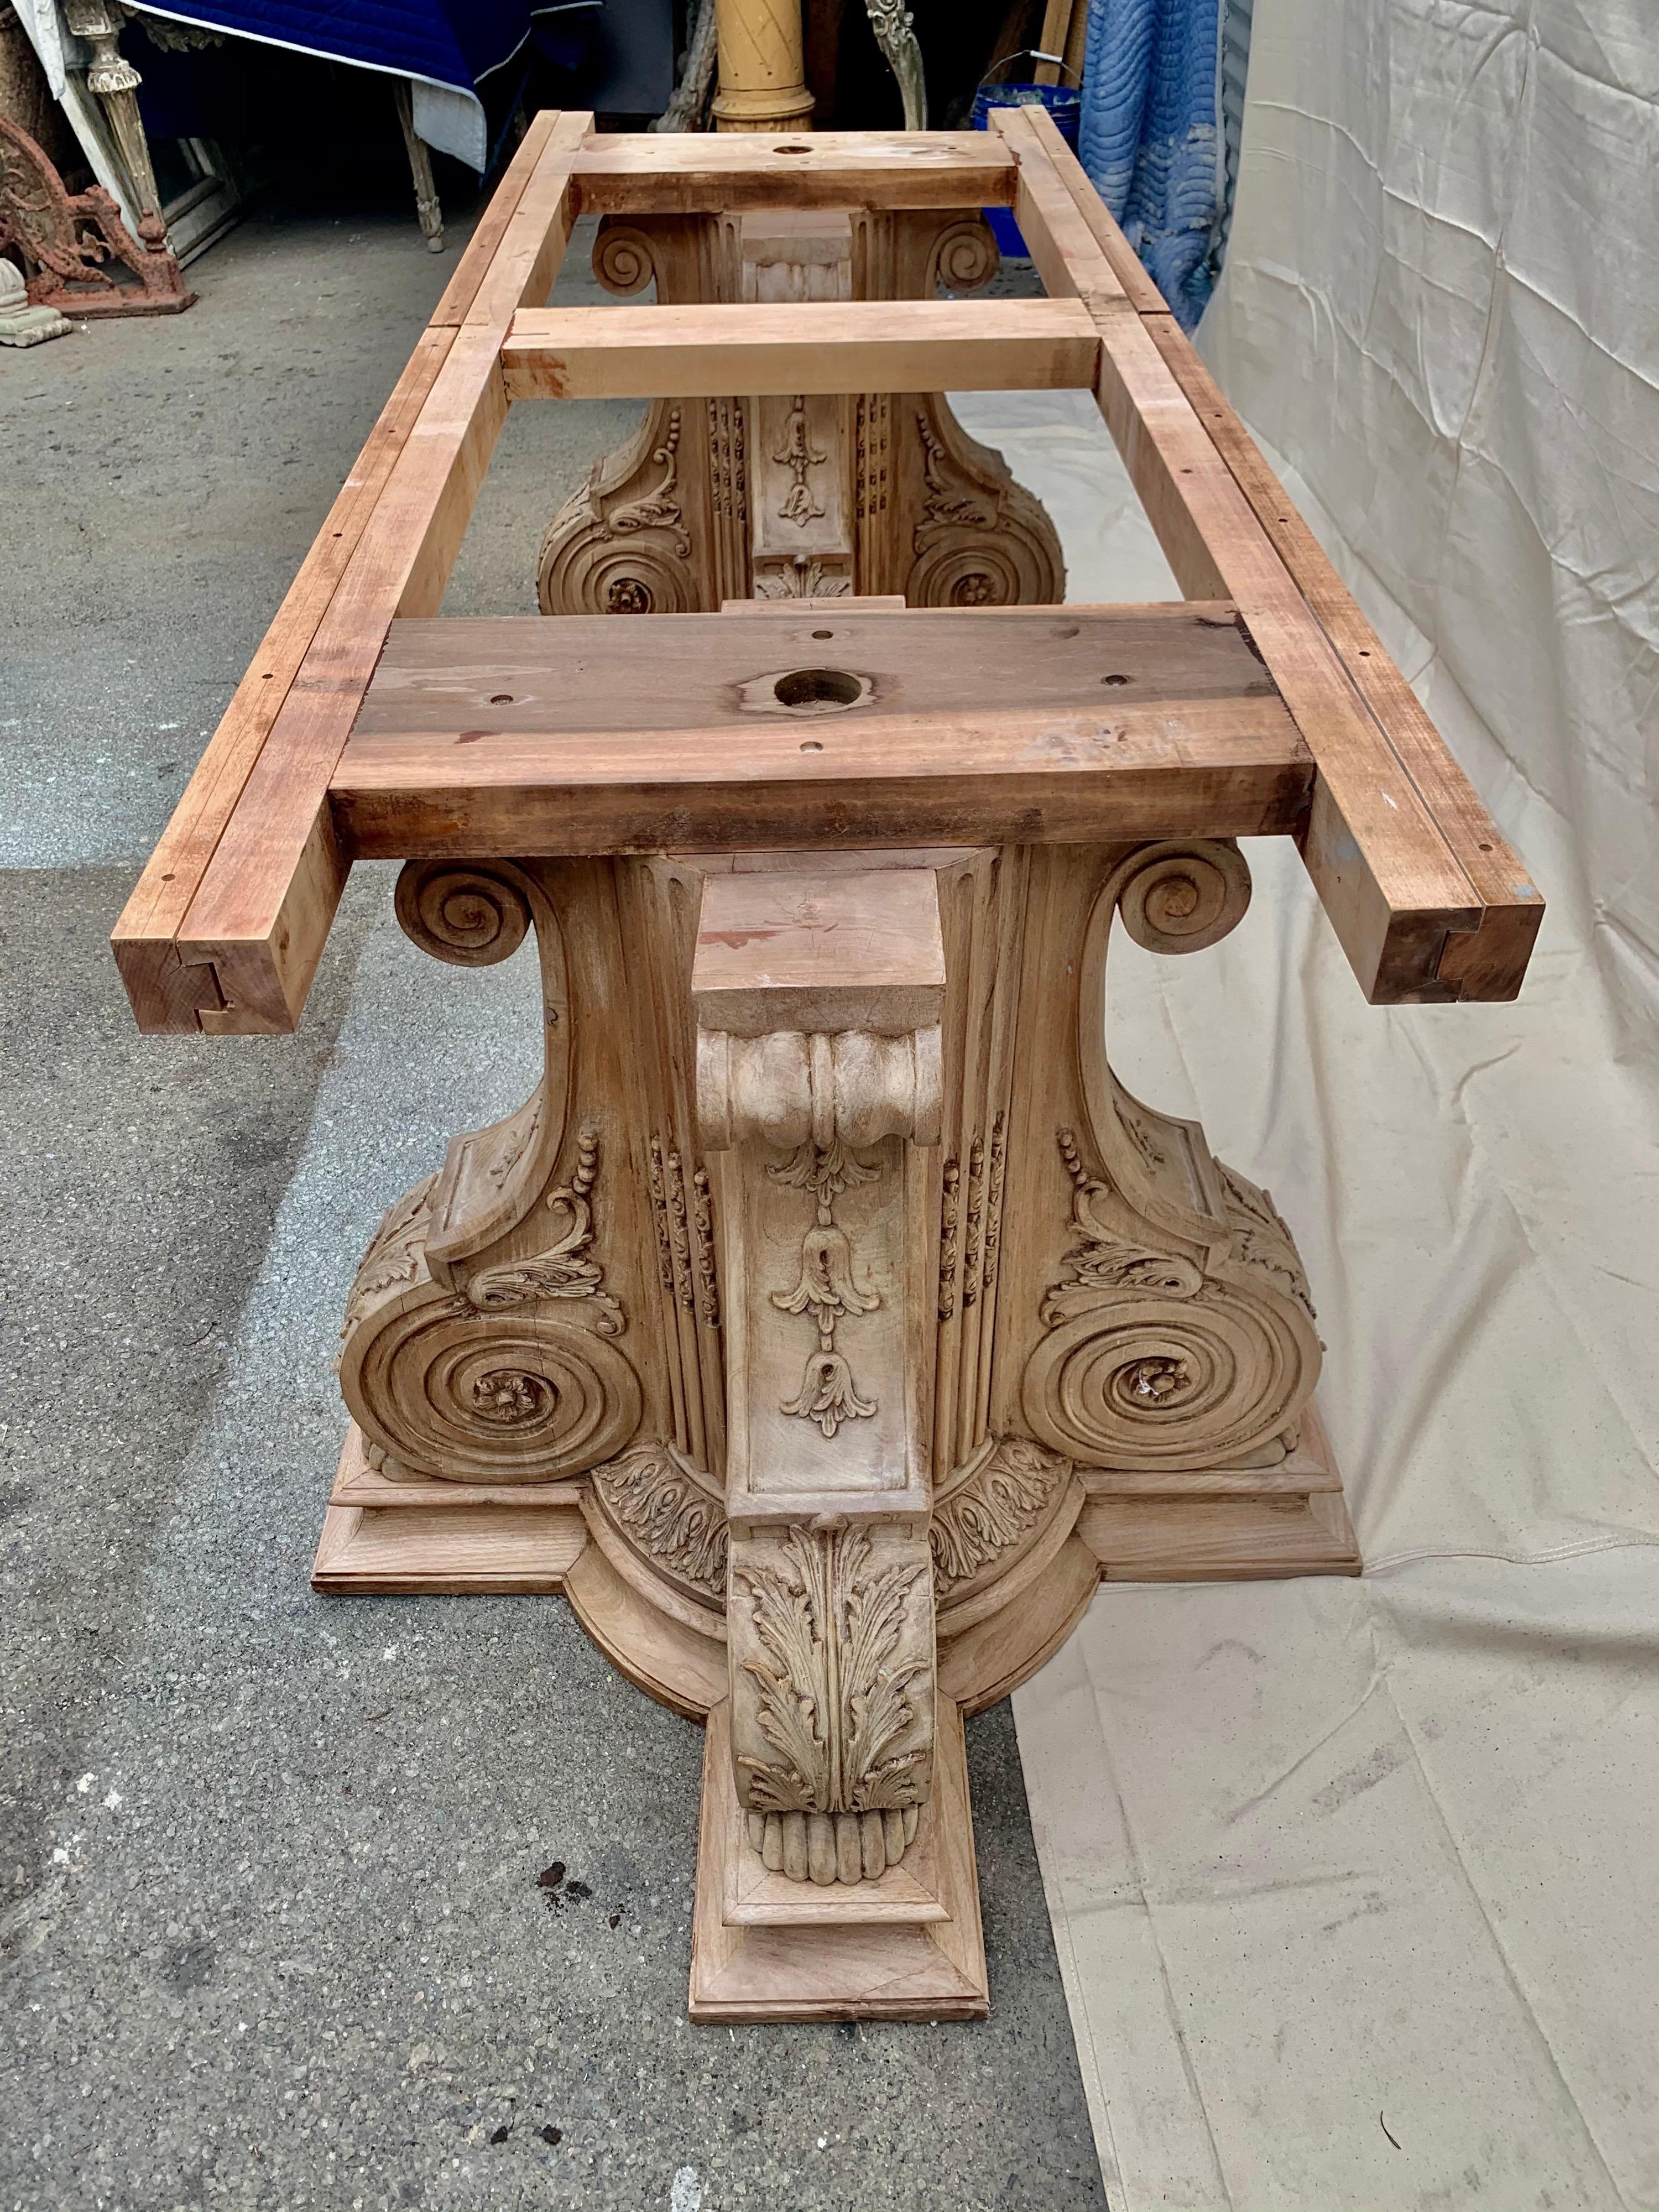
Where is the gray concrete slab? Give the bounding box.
[0,198,1109,2212]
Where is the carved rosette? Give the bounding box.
[538,401,702,616]
[338,1134,643,1484]
[904,398,1063,608]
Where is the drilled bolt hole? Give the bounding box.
[1102,672,1131,686]
[774,141,812,154]
[773,666,863,711]
[812,628,833,639]
[490,693,514,705]
[800,739,824,752]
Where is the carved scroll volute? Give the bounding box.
[337,860,650,1486]
[694,868,945,1885]
[1004,841,1322,1475]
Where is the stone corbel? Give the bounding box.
[693,868,943,1888]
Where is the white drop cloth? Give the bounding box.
[957,0,1659,2200]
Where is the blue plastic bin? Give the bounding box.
[971,58,1083,259]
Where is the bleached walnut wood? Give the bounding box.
[690,1697,987,2021]
[126,126,1530,2025]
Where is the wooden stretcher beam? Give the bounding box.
[109,109,591,1034]
[501,299,1100,402]
[117,112,594,1035]
[992,105,1542,1002]
[328,603,1311,853]
[570,130,1018,217]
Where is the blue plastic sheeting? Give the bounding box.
[1078,0,1223,330]
[129,0,545,99]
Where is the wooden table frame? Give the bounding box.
[114,114,1541,2025]
[114,108,1540,1034]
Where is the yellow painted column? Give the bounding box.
[711,0,815,132]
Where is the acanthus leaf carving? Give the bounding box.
[606,406,691,557]
[930,1436,1071,1594]
[734,1523,928,1814]
[462,1123,625,1336]
[538,401,700,616]
[592,1437,728,1598]
[1041,1128,1204,1327]
[1220,1164,1317,1323]
[341,1173,438,1343]
[753,553,852,598]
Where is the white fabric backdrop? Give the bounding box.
[961,1,1659,2201]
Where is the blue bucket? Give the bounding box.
[971,56,1083,258]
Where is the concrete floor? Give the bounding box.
[0,202,1109,2210]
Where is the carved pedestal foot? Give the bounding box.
[689,1698,988,2022]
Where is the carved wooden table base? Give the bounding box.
[119,120,1536,2027]
[315,834,1357,2019]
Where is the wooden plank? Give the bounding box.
[1008,101,1170,317]
[335,602,1311,854]
[1139,317,1544,1000]
[109,326,456,1033]
[994,105,1498,1003]
[353,602,1289,733]
[331,704,1309,857]
[573,129,1017,217]
[111,111,602,1035]
[427,107,568,327]
[502,298,1100,402]
[162,114,593,1036]
[1000,104,1541,1001]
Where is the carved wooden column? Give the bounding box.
[710,0,814,132]
[61,0,161,225]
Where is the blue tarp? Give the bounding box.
[130,0,535,98]
[1078,0,1224,330]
